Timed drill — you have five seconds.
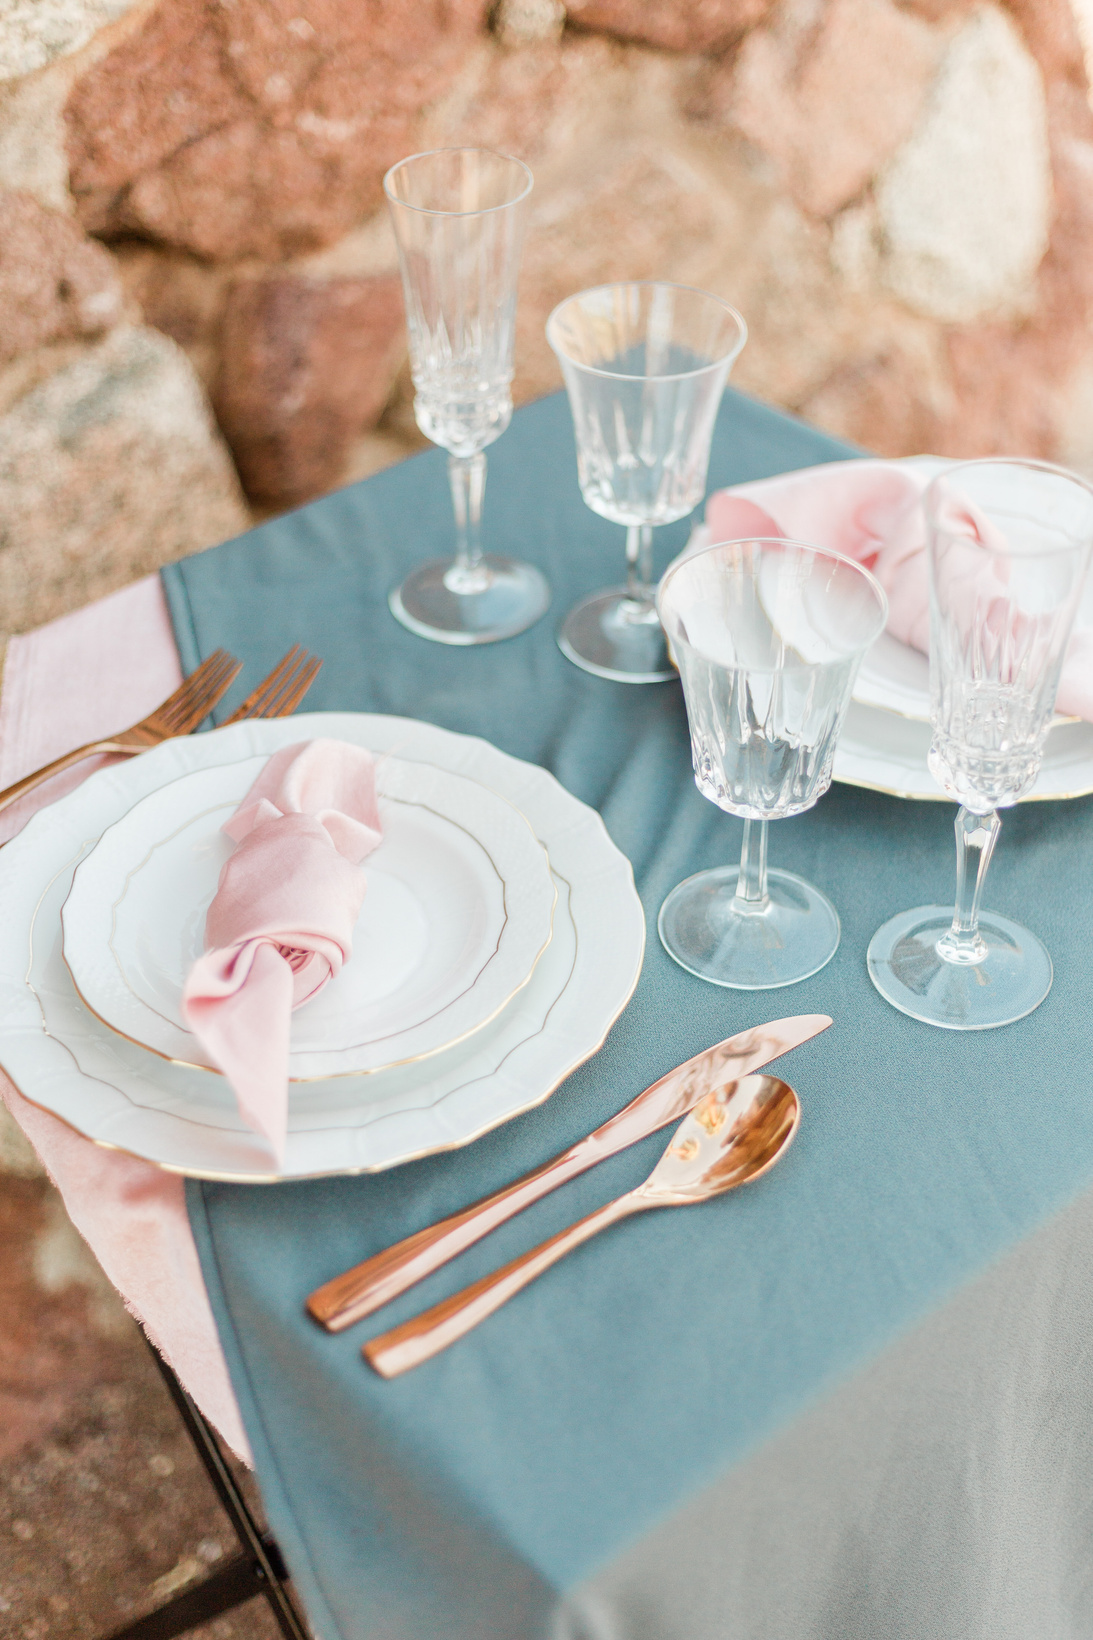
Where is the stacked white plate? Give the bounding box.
[0,714,645,1181]
[690,455,1093,803]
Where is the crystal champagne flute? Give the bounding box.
[384,148,550,645]
[658,537,888,987]
[546,282,746,683]
[868,459,1093,1028]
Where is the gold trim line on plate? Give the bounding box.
[59,762,558,1081]
[833,769,1093,803]
[0,968,633,1184]
[103,790,512,1056]
[7,717,643,1181]
[53,865,578,1144]
[12,847,642,1182]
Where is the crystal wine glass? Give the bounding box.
[546,282,747,683]
[384,148,550,644]
[658,537,888,987]
[868,459,1093,1029]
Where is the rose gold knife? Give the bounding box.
[306,1013,832,1332]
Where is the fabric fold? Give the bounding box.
[182,739,383,1163]
[700,459,1093,720]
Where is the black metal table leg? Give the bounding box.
[102,1533,291,1640]
[98,1338,310,1640]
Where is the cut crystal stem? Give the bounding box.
[936,805,1001,965]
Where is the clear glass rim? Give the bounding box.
[382,147,533,216]
[924,456,1093,557]
[657,534,890,675]
[545,280,748,382]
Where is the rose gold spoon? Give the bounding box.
[364,1073,800,1378]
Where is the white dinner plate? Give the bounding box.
[685,456,1093,803]
[0,716,645,1180]
[61,755,556,1078]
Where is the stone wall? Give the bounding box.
[3,0,1093,641]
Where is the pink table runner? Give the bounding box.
[0,578,250,1459]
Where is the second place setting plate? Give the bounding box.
[686,456,1093,803]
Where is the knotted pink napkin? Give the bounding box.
[182,740,383,1164]
[700,459,1093,719]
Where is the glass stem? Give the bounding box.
[625,524,654,602]
[936,806,1000,965]
[445,452,489,594]
[733,818,770,913]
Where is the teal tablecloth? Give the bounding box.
[164,390,1093,1640]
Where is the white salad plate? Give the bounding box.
[685,456,1093,803]
[0,715,645,1181]
[61,755,556,1079]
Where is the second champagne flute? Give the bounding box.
[384,147,550,645]
[547,282,746,683]
[867,459,1093,1028]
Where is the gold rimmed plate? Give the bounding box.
[0,715,644,1180]
[60,755,556,1080]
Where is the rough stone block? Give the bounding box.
[0,0,142,82]
[995,0,1089,85]
[0,325,249,639]
[0,189,122,365]
[64,0,490,260]
[1039,81,1093,334]
[112,242,228,390]
[726,0,943,218]
[875,4,1051,322]
[421,33,640,171]
[565,0,771,52]
[800,332,955,455]
[214,271,406,508]
[493,0,566,45]
[0,0,1089,538]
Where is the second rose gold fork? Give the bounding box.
[222,645,323,724]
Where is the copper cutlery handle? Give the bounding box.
[307,1014,833,1333]
[364,1192,644,1378]
[0,738,137,815]
[307,1145,592,1331]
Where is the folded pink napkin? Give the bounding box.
[701,459,1093,720]
[182,739,383,1163]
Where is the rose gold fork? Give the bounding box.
[0,649,241,816]
[221,645,323,725]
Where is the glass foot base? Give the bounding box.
[658,866,840,989]
[558,588,676,683]
[867,905,1052,1029]
[389,556,550,645]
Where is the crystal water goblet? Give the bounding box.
[658,537,888,988]
[546,282,747,683]
[384,147,550,645]
[868,459,1093,1029]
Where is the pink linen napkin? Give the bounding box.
[701,459,1093,720]
[0,574,250,1459]
[182,739,383,1164]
